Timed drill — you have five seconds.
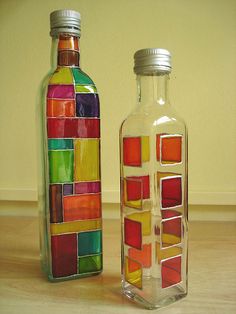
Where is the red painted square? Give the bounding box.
[123,137,141,166]
[163,217,182,238]
[77,118,100,138]
[155,225,160,235]
[51,234,77,278]
[162,256,181,288]
[124,218,142,250]
[126,175,150,201]
[161,177,182,208]
[161,209,182,219]
[47,118,100,138]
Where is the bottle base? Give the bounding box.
[123,289,187,310]
[122,278,187,310]
[46,270,103,282]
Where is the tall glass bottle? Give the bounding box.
[37,10,102,281]
[120,48,188,308]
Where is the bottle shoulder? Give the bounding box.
[120,105,187,136]
[48,66,96,86]
[37,66,98,106]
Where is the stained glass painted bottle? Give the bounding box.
[120,49,188,308]
[37,10,102,281]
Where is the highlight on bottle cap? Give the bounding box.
[50,10,81,37]
[134,48,172,74]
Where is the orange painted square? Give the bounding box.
[128,244,152,270]
[63,194,101,222]
[58,35,79,50]
[47,99,75,117]
[156,135,182,163]
[128,258,141,273]
[123,137,141,166]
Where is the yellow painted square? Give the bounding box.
[50,219,102,235]
[162,233,181,247]
[75,85,97,93]
[49,67,74,84]
[125,199,142,209]
[126,211,151,236]
[74,139,100,181]
[125,256,142,289]
[156,242,182,264]
[141,136,150,162]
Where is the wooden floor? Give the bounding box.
[0,217,236,314]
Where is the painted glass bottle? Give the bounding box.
[37,10,102,281]
[120,48,188,308]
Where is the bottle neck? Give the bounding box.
[137,73,170,107]
[50,33,80,69]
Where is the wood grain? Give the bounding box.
[0,217,236,314]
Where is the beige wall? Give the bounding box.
[0,0,236,205]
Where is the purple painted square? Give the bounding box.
[74,181,101,194]
[63,184,73,196]
[76,94,100,117]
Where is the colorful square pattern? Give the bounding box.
[161,176,182,209]
[51,233,77,278]
[47,56,102,279]
[122,127,184,290]
[161,217,182,248]
[78,254,102,274]
[78,230,102,256]
[124,217,142,250]
[126,211,151,236]
[49,184,63,223]
[48,150,74,183]
[156,134,182,164]
[156,242,182,264]
[123,136,150,167]
[47,100,75,117]
[128,244,152,269]
[63,194,101,222]
[123,175,150,209]
[125,256,142,289]
[123,212,152,287]
[161,255,182,288]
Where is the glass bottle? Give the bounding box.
[37,10,102,281]
[120,48,188,308]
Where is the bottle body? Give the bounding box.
[37,33,102,281]
[120,73,188,308]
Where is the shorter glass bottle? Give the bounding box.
[120,48,188,309]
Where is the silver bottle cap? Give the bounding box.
[50,10,81,37]
[134,48,172,74]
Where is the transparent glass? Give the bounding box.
[36,33,102,281]
[120,73,188,308]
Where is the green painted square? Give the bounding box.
[75,85,97,93]
[78,230,102,256]
[78,254,102,274]
[48,150,74,183]
[72,68,94,85]
[48,139,74,150]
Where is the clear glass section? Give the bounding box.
[120,73,188,308]
[36,33,102,281]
